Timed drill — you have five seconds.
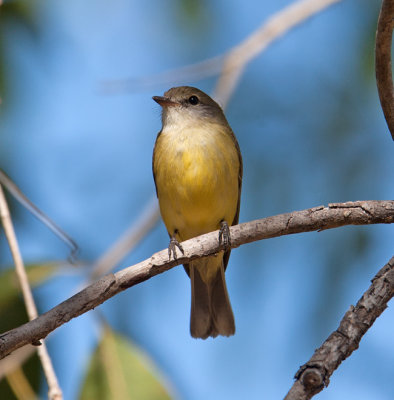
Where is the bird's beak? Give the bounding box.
[152,96,179,107]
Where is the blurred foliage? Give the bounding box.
[0,0,39,107]
[0,356,40,400]
[360,1,382,81]
[0,0,38,29]
[0,262,59,399]
[80,327,172,400]
[173,0,213,38]
[174,0,207,23]
[313,228,372,337]
[0,262,58,312]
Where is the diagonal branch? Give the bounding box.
[0,200,393,359]
[375,0,394,141]
[284,254,394,400]
[214,0,342,107]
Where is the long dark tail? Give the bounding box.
[190,260,235,339]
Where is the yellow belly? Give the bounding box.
[153,123,240,242]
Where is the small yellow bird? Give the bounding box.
[152,86,242,339]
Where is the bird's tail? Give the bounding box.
[190,257,235,339]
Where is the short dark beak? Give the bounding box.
[152,96,179,107]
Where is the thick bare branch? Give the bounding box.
[284,254,394,400]
[375,0,394,141]
[0,200,393,359]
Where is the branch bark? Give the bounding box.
[375,0,394,141]
[284,254,394,400]
[0,200,393,359]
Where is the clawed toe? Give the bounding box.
[219,220,231,248]
[168,235,184,260]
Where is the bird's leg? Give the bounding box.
[219,220,231,249]
[168,230,184,260]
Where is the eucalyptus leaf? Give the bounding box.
[80,328,173,400]
[0,263,58,310]
[0,263,60,399]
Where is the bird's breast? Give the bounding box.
[154,124,240,239]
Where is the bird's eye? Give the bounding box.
[188,95,199,105]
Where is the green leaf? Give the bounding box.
[80,327,173,400]
[0,263,58,400]
[0,0,40,103]
[0,354,41,400]
[0,263,58,311]
[0,262,59,335]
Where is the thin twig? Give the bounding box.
[101,55,223,94]
[0,169,78,259]
[91,196,160,279]
[375,0,394,141]
[284,254,394,400]
[0,200,393,359]
[0,185,63,400]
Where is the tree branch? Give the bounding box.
[375,0,394,141]
[284,254,394,400]
[214,0,342,107]
[0,200,393,359]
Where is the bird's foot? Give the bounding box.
[219,220,231,249]
[168,234,184,260]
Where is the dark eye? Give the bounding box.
[188,95,199,105]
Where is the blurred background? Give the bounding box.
[0,0,393,399]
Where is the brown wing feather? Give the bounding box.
[152,130,162,198]
[223,127,243,271]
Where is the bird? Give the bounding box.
[152,86,242,339]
